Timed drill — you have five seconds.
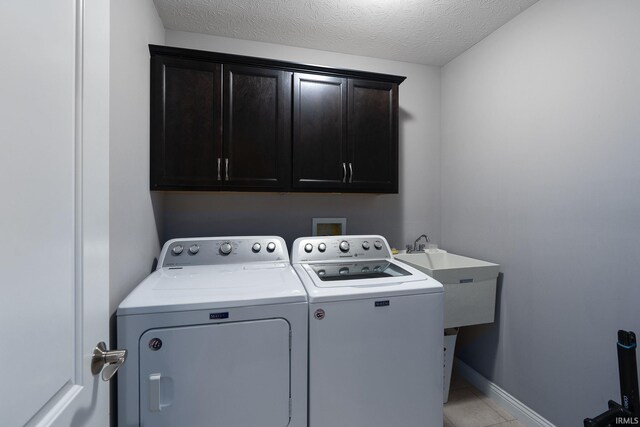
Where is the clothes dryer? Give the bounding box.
[291,235,444,427]
[117,236,307,427]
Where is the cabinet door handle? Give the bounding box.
[348,163,353,183]
[225,158,229,181]
[217,158,221,181]
[342,163,347,183]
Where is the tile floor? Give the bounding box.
[444,371,525,427]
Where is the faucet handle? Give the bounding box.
[405,244,413,253]
[418,244,426,251]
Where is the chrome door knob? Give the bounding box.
[91,341,127,382]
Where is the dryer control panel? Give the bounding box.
[291,235,392,264]
[159,236,289,268]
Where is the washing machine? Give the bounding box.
[291,235,444,427]
[116,236,308,427]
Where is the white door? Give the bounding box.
[0,1,110,426]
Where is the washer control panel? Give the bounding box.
[291,235,391,263]
[160,236,288,268]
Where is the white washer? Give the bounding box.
[291,235,444,427]
[117,236,308,427]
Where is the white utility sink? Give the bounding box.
[395,251,499,329]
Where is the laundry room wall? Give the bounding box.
[109,0,165,313]
[160,31,441,250]
[440,0,640,425]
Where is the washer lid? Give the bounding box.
[308,260,412,286]
[117,263,307,316]
[293,260,443,303]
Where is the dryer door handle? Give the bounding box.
[149,373,162,412]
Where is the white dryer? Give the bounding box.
[117,236,308,427]
[291,235,444,427]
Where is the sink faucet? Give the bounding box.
[409,234,430,252]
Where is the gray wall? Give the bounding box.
[109,0,165,313]
[162,31,442,250]
[441,0,640,425]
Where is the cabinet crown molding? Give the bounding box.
[150,44,406,85]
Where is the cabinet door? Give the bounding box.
[151,55,222,189]
[223,65,291,190]
[293,73,348,190]
[347,79,399,193]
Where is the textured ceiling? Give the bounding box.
[153,0,539,66]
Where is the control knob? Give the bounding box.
[252,243,261,253]
[362,241,370,250]
[304,243,313,253]
[219,242,232,255]
[188,244,200,255]
[172,245,183,255]
[266,242,276,253]
[339,241,350,252]
[318,243,326,252]
[374,241,383,250]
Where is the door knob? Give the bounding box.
[91,341,127,381]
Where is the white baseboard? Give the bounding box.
[454,357,556,427]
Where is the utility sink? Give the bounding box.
[395,252,499,329]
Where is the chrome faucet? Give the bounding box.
[407,234,430,253]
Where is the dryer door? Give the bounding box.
[139,319,291,427]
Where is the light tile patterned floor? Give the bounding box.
[444,372,526,427]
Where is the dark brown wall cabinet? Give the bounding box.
[292,75,398,192]
[150,45,404,193]
[151,56,290,191]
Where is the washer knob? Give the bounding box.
[252,243,261,253]
[362,241,370,250]
[304,243,313,253]
[339,241,350,252]
[318,243,326,252]
[266,242,276,252]
[188,244,200,255]
[339,267,350,275]
[219,242,232,255]
[172,245,184,255]
[374,240,383,250]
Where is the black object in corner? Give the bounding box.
[584,330,639,426]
